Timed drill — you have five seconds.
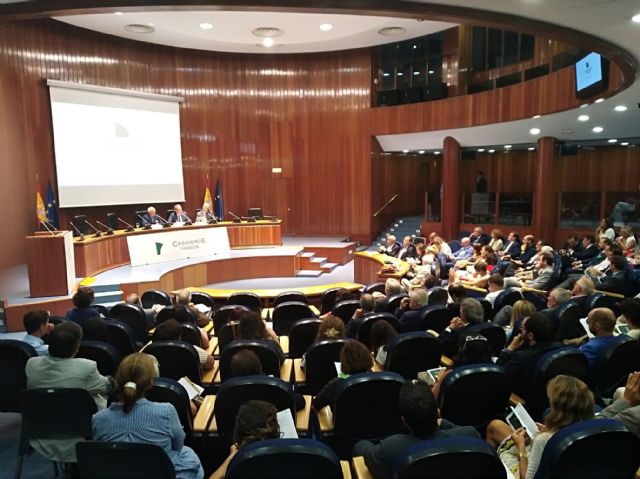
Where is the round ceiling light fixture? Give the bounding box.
[252,27,284,38]
[378,26,407,36]
[124,23,155,34]
[319,23,333,31]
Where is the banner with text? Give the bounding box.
[127,227,230,266]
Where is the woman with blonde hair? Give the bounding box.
[504,300,537,342]
[92,353,204,479]
[489,229,504,253]
[486,375,595,479]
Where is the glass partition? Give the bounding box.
[426,190,441,222]
[498,193,533,225]
[463,192,496,224]
[605,192,640,228]
[558,192,600,228]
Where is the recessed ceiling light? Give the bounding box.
[579,103,589,108]
[504,144,512,149]
[434,151,441,155]
[632,14,640,23]
[488,149,495,153]
[428,70,435,75]
[418,150,426,154]
[382,72,390,77]
[412,45,418,49]
[608,138,618,143]
[592,126,604,133]
[397,72,404,77]
[477,148,485,152]
[402,149,409,153]
[530,128,541,135]
[562,129,574,135]
[378,26,407,36]
[413,71,420,76]
[114,11,123,16]
[595,98,605,103]
[124,23,155,34]
[261,37,275,47]
[578,115,590,122]
[532,115,541,119]
[320,23,333,31]
[621,142,630,146]
[528,147,536,151]
[199,22,213,30]
[614,105,628,112]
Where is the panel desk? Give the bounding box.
[354,252,408,285]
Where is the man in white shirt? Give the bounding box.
[21,310,53,356]
[484,274,505,307]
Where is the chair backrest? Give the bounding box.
[320,287,343,314]
[449,239,461,253]
[228,292,262,312]
[304,339,349,395]
[522,289,548,311]
[466,323,507,357]
[213,305,250,336]
[594,335,640,397]
[333,372,405,441]
[145,377,193,439]
[144,340,201,383]
[108,303,149,343]
[438,365,510,428]
[394,437,506,479]
[217,321,239,353]
[331,299,361,325]
[76,441,176,479]
[533,419,640,479]
[385,293,408,313]
[77,340,122,376]
[141,289,172,308]
[273,291,308,307]
[421,307,454,333]
[288,319,322,358]
[384,332,442,379]
[478,299,493,320]
[106,212,118,230]
[553,303,583,341]
[190,291,215,308]
[134,210,148,225]
[92,304,110,317]
[0,339,37,412]
[219,340,281,383]
[214,376,295,439]
[272,301,316,336]
[527,347,589,420]
[493,288,523,315]
[155,305,197,326]
[361,282,385,295]
[21,388,97,442]
[356,313,400,350]
[588,293,621,316]
[180,322,202,348]
[73,214,90,235]
[104,320,138,356]
[226,439,342,479]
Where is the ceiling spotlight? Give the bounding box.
[413,71,421,76]
[124,23,155,34]
[608,138,618,143]
[614,105,628,112]
[528,147,535,151]
[530,128,541,135]
[578,115,590,122]
[488,149,495,153]
[199,22,213,30]
[477,148,485,152]
[114,11,123,15]
[378,26,407,36]
[595,98,605,103]
[532,114,541,119]
[579,103,589,108]
[320,23,333,31]
[592,126,604,133]
[418,150,426,154]
[621,142,630,146]
[504,144,512,149]
[434,151,441,155]
[428,70,435,75]
[397,72,404,76]
[402,149,409,153]
[632,14,640,23]
[412,44,418,49]
[261,37,275,47]
[382,72,390,77]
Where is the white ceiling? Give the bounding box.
[51,1,640,149]
[53,11,456,54]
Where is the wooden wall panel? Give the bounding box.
[458,151,536,193]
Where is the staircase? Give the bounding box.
[296,249,339,278]
[367,215,424,252]
[89,283,124,309]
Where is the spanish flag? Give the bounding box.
[203,186,212,207]
[35,180,46,225]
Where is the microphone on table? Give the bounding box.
[69,221,85,241]
[40,220,56,236]
[157,215,172,228]
[84,219,103,238]
[183,213,193,226]
[117,217,135,232]
[96,220,114,236]
[137,214,152,230]
[228,211,242,223]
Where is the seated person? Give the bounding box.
[486,375,594,479]
[92,353,204,479]
[484,274,505,307]
[446,237,474,266]
[312,340,373,411]
[453,244,481,270]
[438,298,484,357]
[346,294,376,338]
[378,235,401,257]
[168,204,190,223]
[195,201,215,222]
[83,316,109,342]
[489,229,504,253]
[163,304,210,350]
[125,292,157,328]
[374,278,405,312]
[586,254,627,294]
[449,260,490,289]
[141,206,162,225]
[236,311,284,363]
[568,276,595,316]
[515,252,555,290]
[26,321,116,463]
[500,300,537,344]
[469,226,490,246]
[598,371,640,437]
[353,380,480,479]
[500,232,522,259]
[175,288,212,329]
[371,321,398,364]
[211,401,280,479]
[21,310,53,356]
[617,298,640,339]
[617,226,637,255]
[513,235,536,267]
[394,288,430,332]
[397,235,417,260]
[480,244,499,267]
[432,236,451,256]
[66,286,100,328]
[300,315,345,370]
[540,288,572,323]
[144,319,214,371]
[578,308,619,369]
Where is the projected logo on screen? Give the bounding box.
[155,242,163,255]
[114,123,129,138]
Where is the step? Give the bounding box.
[321,262,339,273]
[300,251,316,258]
[310,256,327,266]
[296,269,324,278]
[93,290,123,304]
[91,284,122,293]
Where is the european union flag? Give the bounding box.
[214,179,224,221]
[45,181,59,229]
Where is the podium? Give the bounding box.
[26,231,75,297]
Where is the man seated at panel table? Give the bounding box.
[195,201,216,223]
[168,204,191,224]
[378,235,401,257]
[141,206,162,226]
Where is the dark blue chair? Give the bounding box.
[0,339,37,413]
[523,289,548,311]
[190,291,215,309]
[77,340,122,376]
[228,292,262,313]
[146,377,194,443]
[331,300,360,325]
[141,289,172,308]
[226,439,342,479]
[385,293,408,313]
[273,291,308,307]
[449,239,461,253]
[393,437,506,479]
[287,319,321,359]
[492,288,523,316]
[553,303,583,341]
[466,323,506,357]
[300,339,349,395]
[76,442,176,479]
[361,282,385,295]
[212,304,250,336]
[356,313,400,349]
[384,332,442,380]
[593,335,640,397]
[105,319,138,356]
[421,307,454,333]
[218,340,282,383]
[144,340,201,383]
[108,303,150,343]
[272,301,316,336]
[320,287,343,315]
[533,419,640,479]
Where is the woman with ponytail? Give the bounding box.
[92,353,204,479]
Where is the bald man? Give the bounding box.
[378,235,401,257]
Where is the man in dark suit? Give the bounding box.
[167,203,190,223]
[587,254,627,294]
[469,226,490,246]
[438,298,484,357]
[353,380,479,479]
[394,288,430,332]
[396,235,417,261]
[496,313,563,397]
[500,231,522,259]
[540,287,572,328]
[141,206,162,225]
[570,235,599,269]
[378,235,401,257]
[374,278,404,313]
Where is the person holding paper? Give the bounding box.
[92,353,204,479]
[486,375,594,479]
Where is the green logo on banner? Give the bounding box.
[155,242,163,255]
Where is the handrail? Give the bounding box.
[372,194,398,217]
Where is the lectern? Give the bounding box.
[26,231,75,297]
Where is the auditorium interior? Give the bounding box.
[1,1,640,478]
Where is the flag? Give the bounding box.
[45,181,59,229]
[35,179,46,226]
[214,179,224,221]
[203,186,212,208]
